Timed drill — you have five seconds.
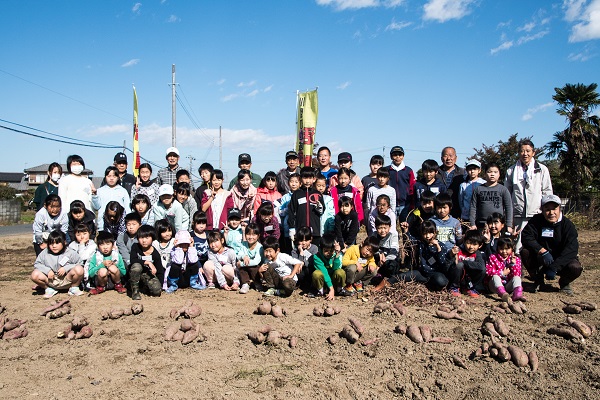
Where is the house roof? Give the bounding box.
[0,172,26,183]
[24,164,94,175]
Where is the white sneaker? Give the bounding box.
[68,287,84,296]
[44,287,58,299]
[239,283,250,294]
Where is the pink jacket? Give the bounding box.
[485,253,522,283]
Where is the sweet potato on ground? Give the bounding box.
[373,302,391,314]
[108,309,125,319]
[547,325,583,340]
[247,331,266,344]
[392,302,406,316]
[324,307,336,317]
[131,303,144,315]
[452,355,468,369]
[566,316,593,338]
[184,305,202,318]
[406,325,423,343]
[74,325,93,340]
[313,307,324,317]
[3,326,28,340]
[289,336,298,348]
[182,325,201,345]
[435,309,464,321]
[528,350,539,371]
[270,305,284,318]
[419,325,432,343]
[3,318,27,331]
[46,305,71,319]
[507,345,529,367]
[179,319,196,332]
[348,317,365,336]
[256,302,272,315]
[327,334,339,345]
[164,323,181,341]
[40,299,70,316]
[340,325,360,344]
[266,330,282,345]
[71,315,89,331]
[394,324,407,335]
[563,304,582,314]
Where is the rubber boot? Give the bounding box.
[511,286,526,302]
[166,277,179,294]
[497,286,510,302]
[190,274,206,290]
[131,282,141,300]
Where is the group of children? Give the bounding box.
[31,148,524,303]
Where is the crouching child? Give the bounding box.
[88,231,127,295]
[259,236,302,297]
[448,229,486,298]
[311,233,351,299]
[167,230,206,293]
[128,225,164,300]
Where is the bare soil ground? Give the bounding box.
[1,232,600,400]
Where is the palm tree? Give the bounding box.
[547,83,600,204]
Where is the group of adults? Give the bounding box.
[33,140,582,294]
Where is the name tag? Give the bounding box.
[431,187,440,194]
[298,197,307,205]
[358,258,367,264]
[59,256,69,266]
[541,228,554,238]
[341,192,354,199]
[302,249,312,258]
[265,226,273,232]
[141,255,153,261]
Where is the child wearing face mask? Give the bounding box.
[33,162,62,211]
[58,154,95,210]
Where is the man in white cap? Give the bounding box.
[520,194,581,295]
[157,147,183,187]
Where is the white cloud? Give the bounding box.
[517,22,536,32]
[263,85,273,92]
[516,29,550,45]
[216,79,226,85]
[423,0,475,23]
[221,93,239,102]
[166,15,179,23]
[490,41,513,55]
[336,81,351,90]
[315,0,404,11]
[497,20,511,29]
[385,19,412,31]
[246,89,259,97]
[237,80,256,88]
[84,124,130,136]
[568,45,595,61]
[132,3,142,14]
[121,59,140,67]
[567,0,600,41]
[521,102,554,121]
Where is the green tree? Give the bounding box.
[547,83,600,203]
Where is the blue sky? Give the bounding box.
[1,0,599,183]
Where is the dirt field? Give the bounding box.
[1,232,600,400]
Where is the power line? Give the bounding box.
[0,124,122,149]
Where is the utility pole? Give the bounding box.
[187,155,196,175]
[219,125,222,169]
[122,140,126,153]
[170,64,177,147]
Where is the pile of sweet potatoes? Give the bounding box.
[327,317,366,345]
[58,315,92,341]
[253,300,287,318]
[170,300,202,319]
[164,319,206,345]
[312,303,341,317]
[100,303,144,320]
[547,316,595,341]
[0,315,28,340]
[480,314,510,338]
[490,299,528,315]
[469,340,538,371]
[562,300,597,315]
[373,301,406,316]
[40,299,72,319]
[246,325,298,348]
[394,324,454,344]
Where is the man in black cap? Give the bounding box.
[276,150,301,194]
[228,153,262,190]
[101,152,136,195]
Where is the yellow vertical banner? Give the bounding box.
[296,89,318,167]
[132,86,140,177]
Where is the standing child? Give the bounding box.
[279,173,301,253]
[152,219,175,290]
[315,173,335,237]
[448,229,486,297]
[366,168,397,218]
[167,231,205,293]
[334,196,360,252]
[224,208,245,258]
[200,169,229,230]
[386,146,415,222]
[259,236,303,297]
[203,230,239,290]
[470,162,513,231]
[67,223,97,289]
[154,184,189,232]
[329,152,364,198]
[88,231,127,295]
[486,237,525,301]
[329,167,364,225]
[367,194,397,236]
[31,230,85,298]
[430,193,463,249]
[310,233,350,299]
[459,160,486,222]
[67,200,97,243]
[32,194,69,255]
[361,155,385,223]
[102,201,126,239]
[290,226,318,292]
[174,182,197,231]
[414,159,446,204]
[252,201,280,243]
[237,223,264,294]
[116,212,141,267]
[131,163,160,206]
[193,162,214,210]
[288,167,325,246]
[131,194,155,226]
[190,211,209,268]
[128,225,164,299]
[58,154,94,211]
[342,236,379,294]
[92,166,131,231]
[32,162,62,211]
[254,171,283,216]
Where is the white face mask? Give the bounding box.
[51,173,61,182]
[71,165,84,175]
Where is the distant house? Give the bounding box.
[0,172,28,192]
[24,164,94,187]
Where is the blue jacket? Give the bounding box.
[386,164,416,208]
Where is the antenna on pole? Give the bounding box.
[219,125,222,169]
[186,155,196,175]
[169,64,177,147]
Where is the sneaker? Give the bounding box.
[559,284,574,296]
[89,286,106,295]
[450,287,461,297]
[207,282,216,289]
[68,287,84,296]
[114,283,127,294]
[336,288,354,297]
[166,285,178,294]
[353,282,364,292]
[344,284,356,294]
[466,289,480,298]
[264,288,280,296]
[43,287,58,299]
[239,283,250,294]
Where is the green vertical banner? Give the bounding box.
[296,89,318,167]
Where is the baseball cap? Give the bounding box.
[541,194,561,206]
[114,152,127,164]
[285,150,298,160]
[166,147,180,157]
[228,207,242,220]
[175,230,192,245]
[390,146,404,156]
[158,184,174,196]
[465,159,481,168]
[238,153,252,164]
[338,152,352,163]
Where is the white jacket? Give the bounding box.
[505,160,553,219]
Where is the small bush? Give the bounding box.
[0,186,17,200]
